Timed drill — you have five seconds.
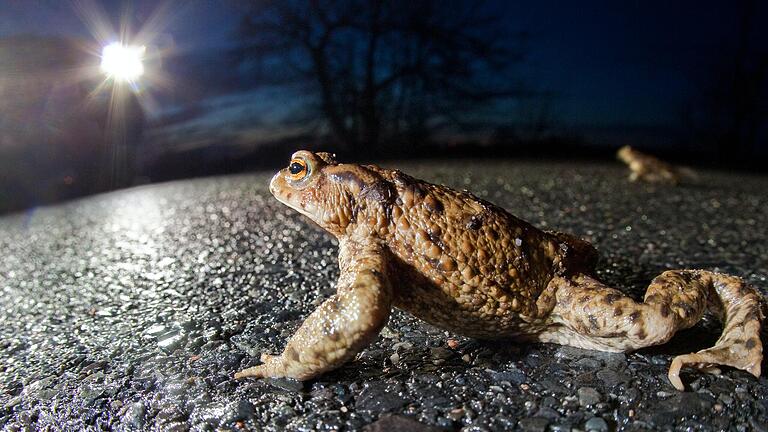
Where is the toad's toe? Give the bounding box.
[234,364,267,380]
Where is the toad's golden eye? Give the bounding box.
[288,158,308,180]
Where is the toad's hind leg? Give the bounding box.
[543,271,764,390]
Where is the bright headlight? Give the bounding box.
[100,42,145,82]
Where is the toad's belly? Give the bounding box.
[391,281,551,339]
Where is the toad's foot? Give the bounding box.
[234,240,393,381]
[667,273,763,390]
[544,270,763,391]
[668,343,761,391]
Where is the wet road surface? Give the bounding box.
[1,160,767,431]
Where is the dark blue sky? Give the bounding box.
[1,1,765,150]
[507,1,752,127]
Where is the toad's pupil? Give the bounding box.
[289,162,304,175]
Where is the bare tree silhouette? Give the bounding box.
[235,0,532,155]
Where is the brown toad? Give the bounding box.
[617,145,681,184]
[235,150,764,390]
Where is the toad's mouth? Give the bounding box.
[272,193,318,221]
[269,172,321,222]
[282,201,316,220]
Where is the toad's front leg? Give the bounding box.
[235,241,392,381]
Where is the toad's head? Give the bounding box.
[270,150,392,236]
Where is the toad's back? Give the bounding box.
[353,167,586,337]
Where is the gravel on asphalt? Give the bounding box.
[1,160,767,431]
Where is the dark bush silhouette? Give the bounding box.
[680,0,767,163]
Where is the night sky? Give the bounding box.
[1,1,765,151]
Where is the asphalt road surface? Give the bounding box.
[1,160,767,431]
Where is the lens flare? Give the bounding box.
[100,42,145,82]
